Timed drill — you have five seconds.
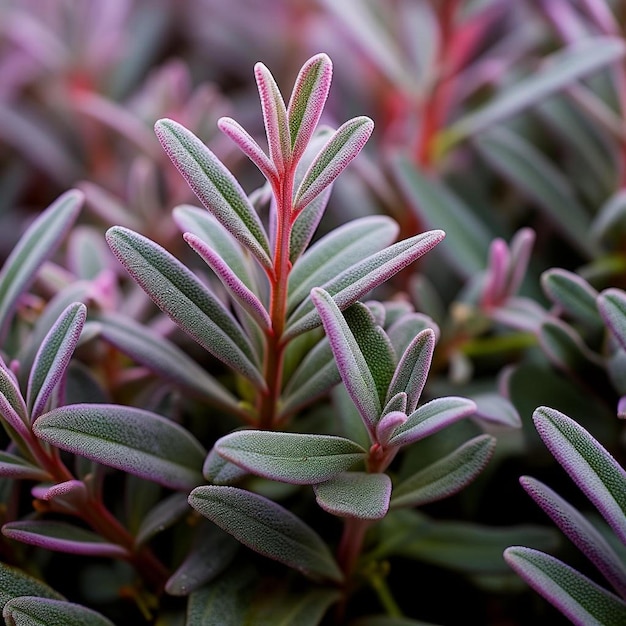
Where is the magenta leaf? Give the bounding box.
[33,404,205,490]
[27,302,86,421]
[215,430,365,485]
[313,472,391,520]
[2,521,128,558]
[188,485,343,582]
[375,410,408,448]
[3,596,115,626]
[32,480,88,514]
[154,118,272,269]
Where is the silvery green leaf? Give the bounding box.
[188,485,343,582]
[215,430,365,485]
[470,393,521,428]
[106,226,264,388]
[489,296,549,332]
[203,446,248,485]
[541,269,603,330]
[392,156,491,278]
[154,119,271,268]
[539,319,603,374]
[533,406,626,544]
[391,435,495,508]
[134,492,189,547]
[388,397,477,449]
[1,521,128,558]
[0,452,49,481]
[27,303,86,421]
[504,547,626,625]
[447,37,626,142]
[598,288,626,351]
[0,363,28,426]
[0,562,64,611]
[0,189,82,341]
[386,313,439,359]
[592,189,626,244]
[3,596,115,626]
[287,229,444,338]
[521,476,626,599]
[313,472,391,520]
[33,404,205,490]
[95,311,241,413]
[287,216,398,314]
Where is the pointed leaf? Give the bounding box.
[33,404,205,490]
[154,118,271,268]
[376,409,408,448]
[27,303,86,421]
[387,313,440,360]
[287,229,444,338]
[598,288,626,351]
[388,397,477,449]
[134,492,190,547]
[471,393,521,428]
[287,53,333,164]
[391,435,495,508]
[188,485,343,582]
[2,521,128,558]
[0,452,49,481]
[0,189,82,341]
[293,116,374,213]
[0,563,64,611]
[533,406,626,544]
[3,596,115,626]
[106,226,264,388]
[215,430,365,485]
[521,476,626,599]
[313,471,391,520]
[504,547,626,626]
[539,319,602,373]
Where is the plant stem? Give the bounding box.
[337,516,371,580]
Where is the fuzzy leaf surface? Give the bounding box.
[598,288,626,351]
[215,430,365,485]
[391,435,495,508]
[313,472,391,519]
[3,596,114,626]
[154,119,271,267]
[33,404,205,490]
[134,492,190,547]
[106,226,264,388]
[0,189,82,341]
[188,485,343,582]
[504,547,626,626]
[0,452,49,481]
[533,406,626,544]
[0,563,64,611]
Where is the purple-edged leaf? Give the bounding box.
[2,521,128,558]
[203,446,249,485]
[215,430,365,485]
[504,547,626,626]
[106,226,264,388]
[382,392,408,416]
[154,119,271,268]
[388,397,477,449]
[489,296,549,332]
[287,216,399,313]
[0,452,49,481]
[521,476,626,599]
[135,492,190,547]
[280,338,340,419]
[255,62,291,172]
[0,392,30,441]
[3,596,115,626]
[542,269,602,329]
[165,522,239,596]
[533,406,626,544]
[287,53,333,165]
[386,329,435,415]
[507,228,535,298]
[539,319,603,373]
[33,404,205,490]
[0,189,82,341]
[598,288,626,351]
[184,232,271,330]
[391,435,495,508]
[0,363,28,427]
[27,302,86,421]
[387,313,440,361]
[95,312,240,413]
[32,480,88,514]
[313,471,391,520]
[376,410,408,448]
[218,116,277,183]
[293,116,374,213]
[0,562,64,611]
[188,485,343,582]
[287,229,445,338]
[311,290,381,431]
[471,393,521,428]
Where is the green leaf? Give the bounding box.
[391,435,495,508]
[215,430,366,485]
[0,189,82,341]
[313,472,391,519]
[539,319,603,373]
[134,492,190,547]
[188,485,343,582]
[3,596,115,626]
[154,119,271,268]
[33,404,205,490]
[504,547,626,625]
[0,452,50,481]
[447,37,626,142]
[598,288,626,351]
[106,226,264,388]
[0,562,64,611]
